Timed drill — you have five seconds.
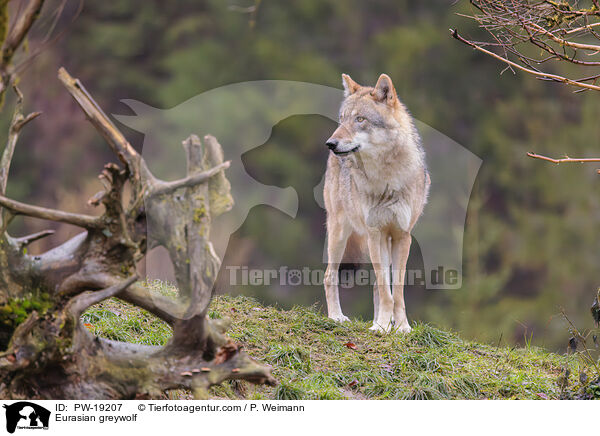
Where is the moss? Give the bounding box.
[208,190,233,217]
[193,206,207,223]
[0,291,54,350]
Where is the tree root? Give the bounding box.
[0,68,274,399]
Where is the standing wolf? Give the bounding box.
[323,73,430,333]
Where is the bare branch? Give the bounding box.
[14,229,55,248]
[451,29,600,91]
[564,21,600,34]
[2,0,45,66]
[0,194,102,228]
[454,0,600,92]
[1,86,40,196]
[149,161,231,198]
[57,67,151,182]
[527,151,600,173]
[528,20,600,52]
[527,152,600,164]
[0,0,45,101]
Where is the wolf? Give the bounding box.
[323,73,430,333]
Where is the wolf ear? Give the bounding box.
[372,74,397,106]
[342,73,360,97]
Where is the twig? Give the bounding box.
[528,20,600,52]
[454,0,600,93]
[564,21,600,35]
[527,152,600,164]
[2,0,45,65]
[451,29,600,92]
[14,229,54,249]
[527,151,600,173]
[0,86,41,196]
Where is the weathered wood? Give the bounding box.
[0,69,275,399]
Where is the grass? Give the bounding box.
[81,280,175,346]
[82,281,598,400]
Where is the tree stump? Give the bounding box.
[0,68,275,399]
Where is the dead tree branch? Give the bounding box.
[0,194,102,228]
[527,152,600,164]
[453,1,600,92]
[149,161,231,198]
[0,0,46,103]
[13,229,54,249]
[57,67,153,189]
[527,152,600,173]
[0,86,41,195]
[2,0,45,66]
[451,28,600,91]
[454,1,600,168]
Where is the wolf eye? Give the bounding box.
[356,116,366,123]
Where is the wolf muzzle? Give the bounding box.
[326,138,360,156]
[326,124,360,155]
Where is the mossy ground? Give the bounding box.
[82,280,595,400]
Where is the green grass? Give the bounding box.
[81,280,175,346]
[82,283,598,400]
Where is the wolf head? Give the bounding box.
[325,73,415,156]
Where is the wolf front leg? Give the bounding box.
[367,230,393,332]
[391,232,412,333]
[324,222,351,322]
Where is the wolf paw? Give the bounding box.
[393,323,412,334]
[369,323,392,334]
[329,314,350,323]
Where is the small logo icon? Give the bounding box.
[3,402,50,433]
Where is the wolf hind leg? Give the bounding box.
[367,230,393,332]
[373,235,392,323]
[391,232,412,333]
[373,285,379,324]
[324,220,351,322]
